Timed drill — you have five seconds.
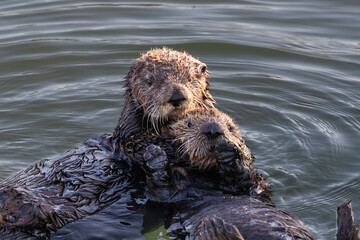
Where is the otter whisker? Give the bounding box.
[151,114,159,134]
[179,147,189,159]
[160,115,166,127]
[135,101,147,112]
[152,109,163,134]
[146,111,152,130]
[175,141,190,159]
[143,101,161,132]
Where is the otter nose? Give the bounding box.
[201,122,224,139]
[169,88,186,107]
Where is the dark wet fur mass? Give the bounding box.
[0,135,144,239]
[134,145,314,239]
[115,123,270,204]
[165,195,314,240]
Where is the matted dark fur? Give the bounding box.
[0,135,143,239]
[113,47,215,142]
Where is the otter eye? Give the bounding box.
[227,125,233,132]
[187,121,192,128]
[147,78,153,86]
[200,65,207,74]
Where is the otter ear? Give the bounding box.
[198,64,207,74]
[125,59,145,88]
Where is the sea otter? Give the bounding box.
[119,107,270,202]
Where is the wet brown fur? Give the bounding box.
[0,135,142,239]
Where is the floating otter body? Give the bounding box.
[0,135,143,239]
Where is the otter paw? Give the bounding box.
[215,139,237,170]
[143,144,168,171]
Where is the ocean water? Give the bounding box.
[0,0,359,239]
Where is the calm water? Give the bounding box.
[1,0,359,239]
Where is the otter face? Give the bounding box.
[126,48,215,130]
[170,108,249,169]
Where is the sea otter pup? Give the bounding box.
[113,47,215,143]
[169,108,270,198]
[125,108,271,202]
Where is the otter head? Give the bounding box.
[170,108,252,169]
[125,47,215,130]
